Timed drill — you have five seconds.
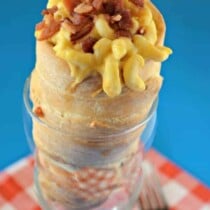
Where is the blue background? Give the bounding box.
[0,0,210,187]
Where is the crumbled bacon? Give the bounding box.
[107,0,123,13]
[130,0,144,7]
[42,6,58,15]
[62,18,77,34]
[36,21,45,31]
[70,13,92,25]
[71,22,94,42]
[111,14,122,23]
[92,0,103,11]
[74,2,93,14]
[84,0,92,3]
[68,12,94,42]
[34,106,44,118]
[63,0,81,13]
[114,0,124,12]
[36,0,136,43]
[82,37,98,53]
[103,1,116,15]
[116,30,131,38]
[118,10,133,30]
[92,0,123,15]
[36,14,61,41]
[110,9,132,32]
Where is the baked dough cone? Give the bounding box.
[30,1,166,208]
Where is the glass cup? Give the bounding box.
[23,77,157,210]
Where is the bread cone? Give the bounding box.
[30,0,168,208]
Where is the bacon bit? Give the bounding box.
[107,0,124,13]
[84,0,91,3]
[130,0,144,7]
[34,106,44,118]
[68,12,94,42]
[82,37,98,53]
[118,10,133,30]
[92,0,103,11]
[116,30,132,38]
[92,0,123,14]
[71,22,94,42]
[42,6,58,15]
[62,18,77,34]
[110,9,132,32]
[74,2,93,14]
[37,14,61,41]
[70,13,91,25]
[103,1,116,15]
[139,27,145,35]
[111,14,122,22]
[101,0,123,15]
[63,0,81,13]
[36,21,45,31]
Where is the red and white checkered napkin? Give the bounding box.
[145,150,210,210]
[0,149,210,210]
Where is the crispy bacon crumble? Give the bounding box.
[42,6,58,15]
[36,14,61,41]
[34,106,45,118]
[70,22,94,42]
[81,36,98,52]
[36,0,145,49]
[130,0,144,7]
[116,30,132,38]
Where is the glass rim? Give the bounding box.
[23,76,158,138]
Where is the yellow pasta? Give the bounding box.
[112,39,127,60]
[52,28,70,44]
[89,26,101,40]
[123,54,145,91]
[54,4,69,21]
[131,17,140,34]
[144,20,157,44]
[137,6,153,26]
[156,46,173,55]
[35,30,41,40]
[124,0,139,15]
[102,55,121,97]
[133,35,172,61]
[95,15,115,39]
[47,0,60,8]
[47,0,68,20]
[93,38,112,62]
[64,49,95,68]
[112,38,135,60]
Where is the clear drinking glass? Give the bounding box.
[23,77,157,210]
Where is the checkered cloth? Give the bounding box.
[0,149,210,210]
